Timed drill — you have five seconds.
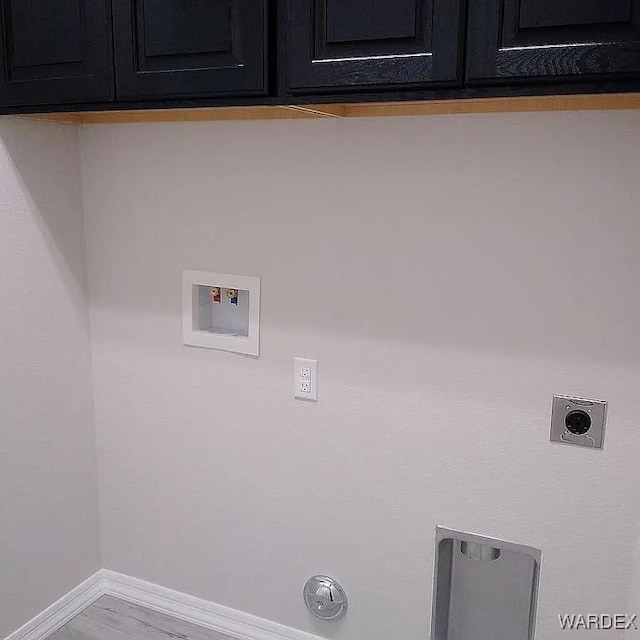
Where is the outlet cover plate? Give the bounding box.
[550,394,607,449]
[294,357,318,401]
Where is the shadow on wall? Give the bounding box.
[0,115,99,639]
[0,117,88,320]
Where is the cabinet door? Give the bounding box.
[285,0,464,94]
[467,0,640,82]
[0,0,112,107]
[112,0,268,100]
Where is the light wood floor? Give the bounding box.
[48,595,235,640]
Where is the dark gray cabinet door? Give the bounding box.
[285,0,465,94]
[0,0,112,107]
[112,0,268,100]
[467,0,640,82]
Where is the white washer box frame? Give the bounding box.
[182,270,261,356]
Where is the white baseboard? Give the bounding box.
[4,571,104,640]
[5,570,325,640]
[101,570,324,640]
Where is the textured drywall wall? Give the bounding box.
[80,112,640,640]
[628,542,640,633]
[0,119,100,636]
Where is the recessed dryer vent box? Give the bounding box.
[431,527,541,640]
[182,270,260,356]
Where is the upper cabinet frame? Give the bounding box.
[111,0,269,100]
[0,0,113,107]
[284,0,466,93]
[467,0,640,82]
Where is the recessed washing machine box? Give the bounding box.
[431,528,541,640]
[182,270,261,356]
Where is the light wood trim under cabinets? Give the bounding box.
[23,93,640,124]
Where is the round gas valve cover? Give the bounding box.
[303,575,348,620]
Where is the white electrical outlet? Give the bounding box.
[299,380,311,394]
[295,358,318,401]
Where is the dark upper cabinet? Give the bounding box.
[1,1,638,113]
[0,0,113,107]
[285,0,465,93]
[112,0,269,100]
[467,0,640,83]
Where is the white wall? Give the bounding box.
[629,541,640,630]
[0,119,100,636]
[80,112,640,640]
